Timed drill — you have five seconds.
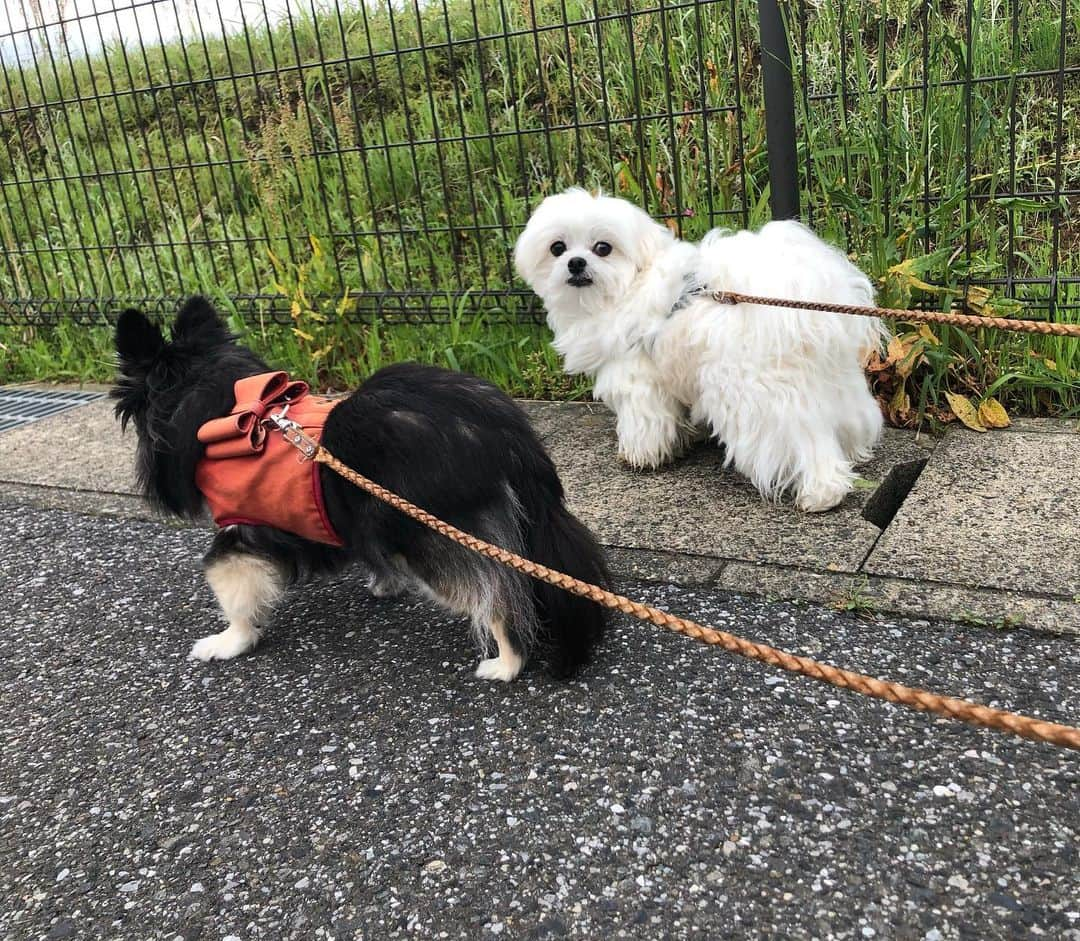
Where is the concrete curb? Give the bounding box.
[1,388,1077,635]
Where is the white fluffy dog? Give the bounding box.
[514,189,887,512]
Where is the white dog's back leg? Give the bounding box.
[190,551,285,661]
[696,380,855,512]
[790,438,855,512]
[836,387,885,464]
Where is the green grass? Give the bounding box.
[0,305,590,399]
[0,0,1078,416]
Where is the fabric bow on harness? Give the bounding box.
[197,371,309,459]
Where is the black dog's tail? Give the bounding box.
[517,481,610,679]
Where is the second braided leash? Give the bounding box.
[711,290,1080,338]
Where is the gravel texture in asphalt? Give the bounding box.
[1,503,1077,940]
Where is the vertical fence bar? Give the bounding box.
[877,1,890,241]
[691,0,716,227]
[470,0,520,287]
[381,0,441,284]
[621,0,649,207]
[758,0,799,220]
[88,9,170,295]
[556,0,586,186]
[148,0,223,287]
[836,0,852,244]
[963,0,973,302]
[659,0,685,234]
[592,0,620,196]
[61,10,150,299]
[795,0,813,229]
[1048,0,1068,323]
[329,1,393,294]
[211,0,287,291]
[1006,0,1020,303]
[355,0,416,291]
[435,0,491,290]
[278,0,346,295]
[921,0,931,260]
[410,0,465,293]
[731,0,749,229]
[187,0,264,295]
[526,0,557,187]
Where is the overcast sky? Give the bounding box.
[0,0,311,68]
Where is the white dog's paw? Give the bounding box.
[617,448,665,471]
[616,416,699,470]
[474,656,522,683]
[617,433,678,470]
[795,479,851,513]
[188,628,257,662]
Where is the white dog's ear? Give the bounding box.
[630,216,676,271]
[514,195,565,288]
[513,225,541,289]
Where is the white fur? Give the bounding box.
[190,553,285,660]
[514,189,887,511]
[474,617,524,682]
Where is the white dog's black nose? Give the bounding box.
[567,256,587,274]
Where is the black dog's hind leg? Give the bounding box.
[361,551,412,599]
[189,529,288,661]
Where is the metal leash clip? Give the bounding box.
[267,406,320,462]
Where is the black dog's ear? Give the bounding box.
[172,295,229,346]
[115,308,164,364]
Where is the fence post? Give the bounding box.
[758,0,800,220]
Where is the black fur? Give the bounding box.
[113,296,608,678]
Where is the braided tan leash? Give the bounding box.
[712,290,1080,337]
[273,419,1080,751]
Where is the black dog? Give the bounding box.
[113,296,608,680]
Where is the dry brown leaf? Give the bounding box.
[978,397,1010,429]
[886,258,945,296]
[963,285,993,315]
[929,405,957,424]
[945,392,987,432]
[917,323,941,346]
[885,335,909,365]
[896,339,925,380]
[865,350,890,373]
[889,383,911,423]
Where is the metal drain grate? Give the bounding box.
[0,386,106,433]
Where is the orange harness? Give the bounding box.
[195,372,344,546]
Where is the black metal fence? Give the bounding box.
[0,0,1075,326]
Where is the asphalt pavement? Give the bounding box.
[1,502,1077,940]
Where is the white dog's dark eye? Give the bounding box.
[593,241,612,257]
[550,241,566,257]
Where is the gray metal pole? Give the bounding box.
[759,0,800,220]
